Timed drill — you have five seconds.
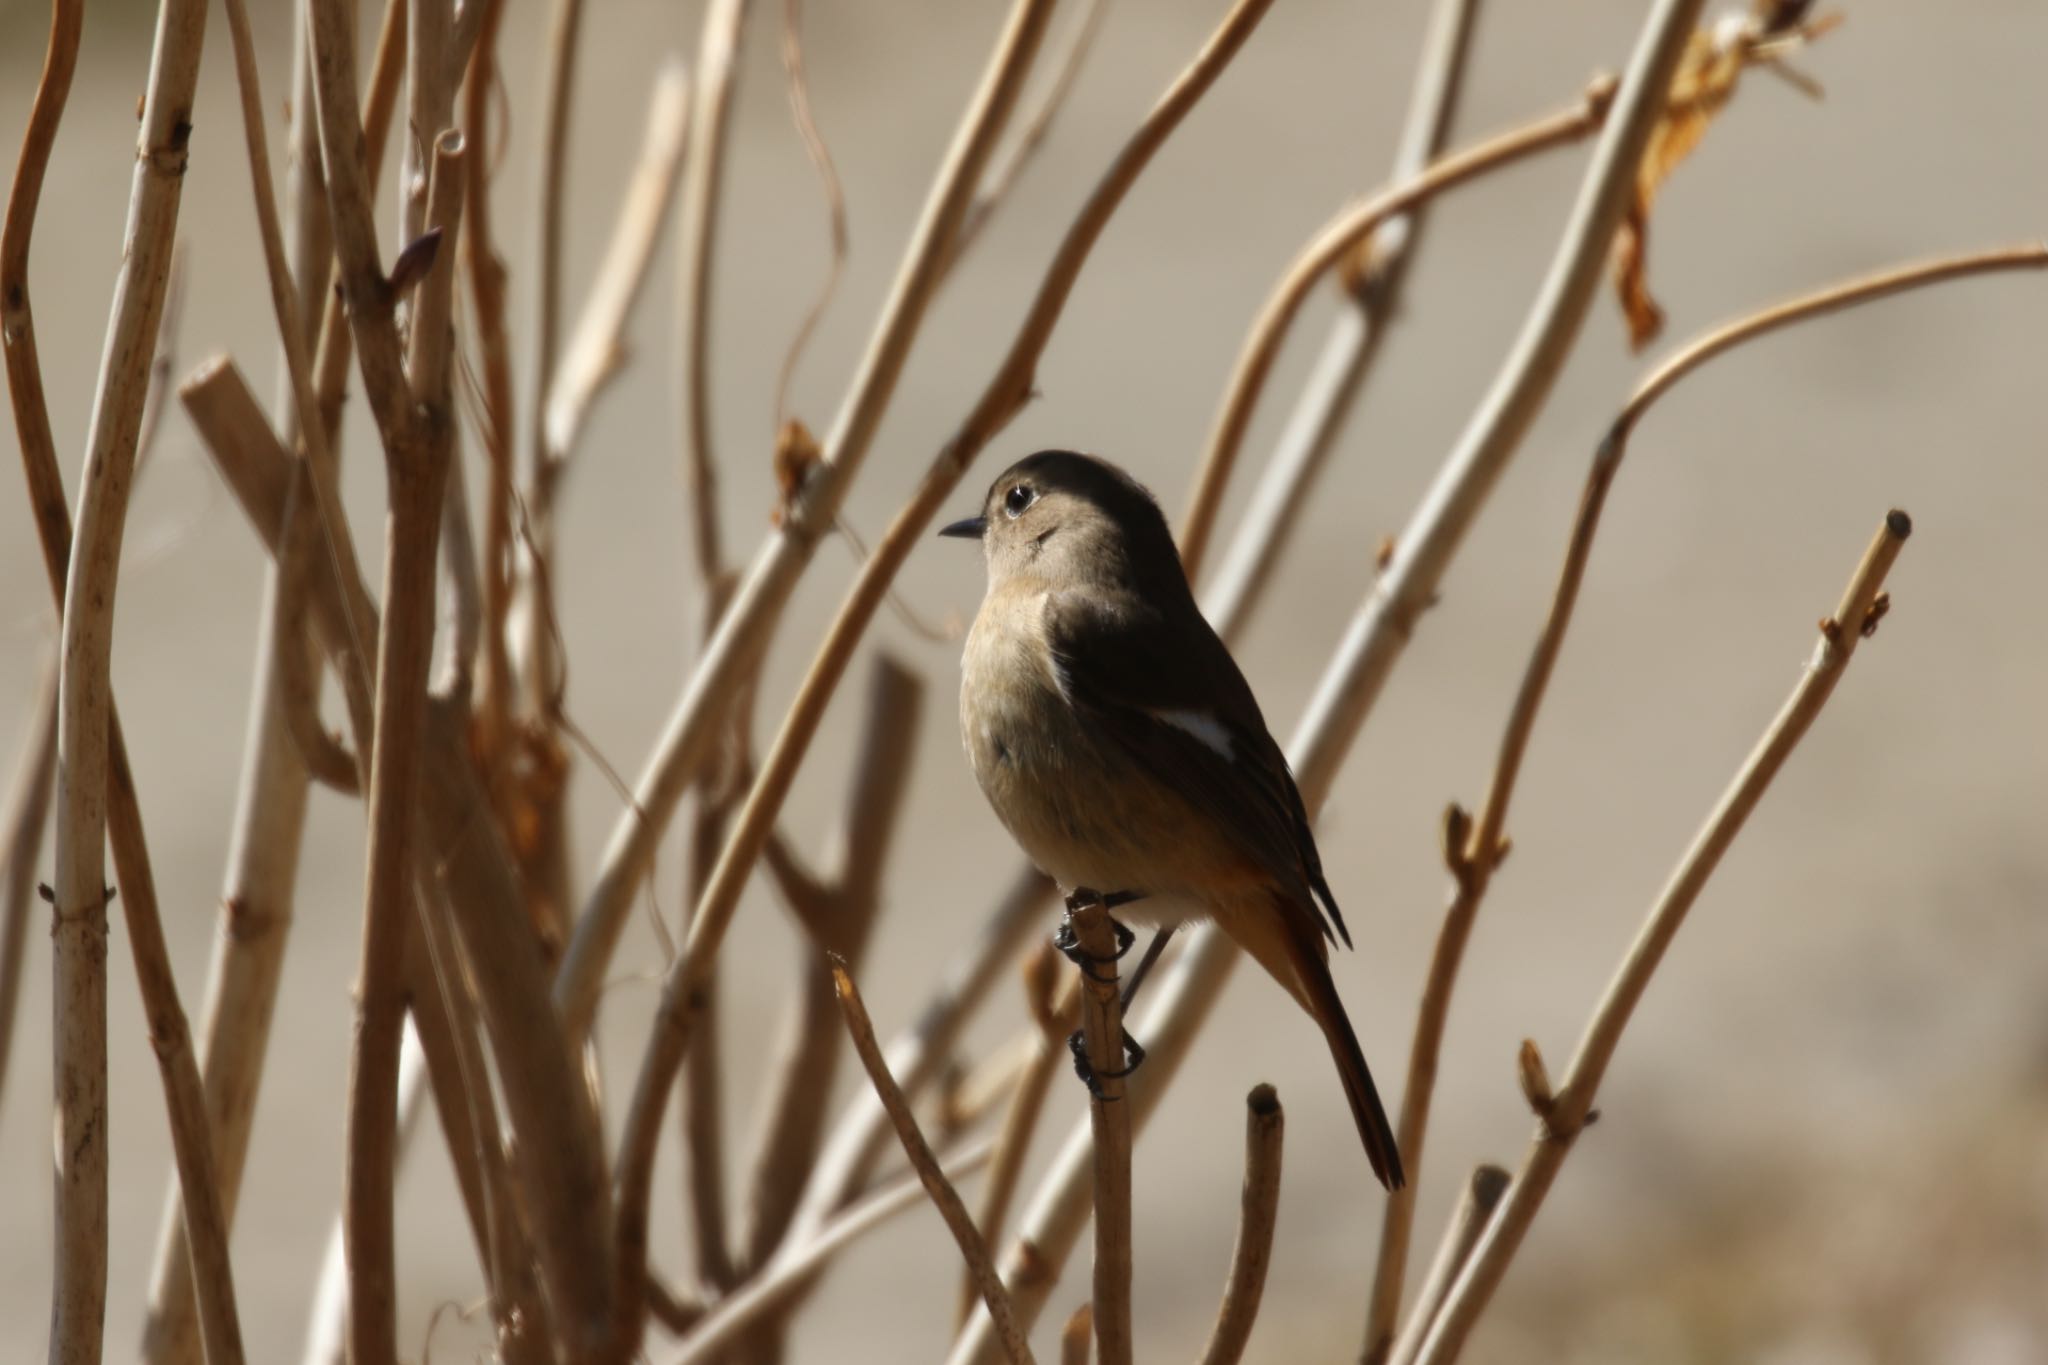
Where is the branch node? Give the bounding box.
[1858,591,1891,638]
[1516,1038,1555,1123]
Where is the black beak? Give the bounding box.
[938,515,987,540]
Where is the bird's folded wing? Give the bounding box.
[1044,590,1350,947]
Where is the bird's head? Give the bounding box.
[938,450,1181,592]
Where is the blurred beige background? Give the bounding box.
[2,1,2045,1361]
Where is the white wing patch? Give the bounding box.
[1149,707,1233,758]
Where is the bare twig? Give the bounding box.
[543,61,692,470]
[1059,1305,1094,1365]
[770,0,848,426]
[737,657,924,1277]
[1197,1085,1286,1365]
[677,0,752,590]
[1067,898,1132,1365]
[553,0,1059,1050]
[1386,1167,1507,1365]
[661,1135,996,1363]
[1176,74,1620,577]
[1412,511,1914,1364]
[949,0,1109,269]
[831,962,1036,1365]
[0,654,57,1116]
[1366,240,2048,1365]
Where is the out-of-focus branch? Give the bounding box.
[542,62,691,474]
[609,5,1268,1330]
[1197,1085,1285,1365]
[677,0,751,590]
[831,963,1036,1365]
[1201,0,1477,631]
[1058,1306,1093,1365]
[660,1135,996,1363]
[0,655,57,1116]
[1068,897,1132,1365]
[1176,74,1619,577]
[947,0,1109,270]
[958,948,1074,1328]
[1386,1167,1507,1365]
[734,656,924,1325]
[552,0,1058,1054]
[1412,511,1913,1364]
[1366,239,2048,1365]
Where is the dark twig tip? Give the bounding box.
[1246,1083,1280,1118]
[1885,507,1913,540]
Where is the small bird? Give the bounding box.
[941,450,1403,1189]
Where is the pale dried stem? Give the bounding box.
[46,4,244,1363]
[677,0,751,590]
[770,0,847,423]
[735,657,924,1301]
[1369,240,2048,1365]
[611,7,1269,1324]
[462,0,517,739]
[553,0,1059,1052]
[832,963,1037,1365]
[1068,899,1132,1365]
[951,9,1714,1346]
[1176,76,1619,578]
[1386,1167,1507,1365]
[1412,511,1913,1364]
[948,0,1108,270]
[661,1136,996,1364]
[1202,0,1477,652]
[1059,1305,1094,1365]
[0,655,57,1116]
[543,62,692,472]
[1197,1085,1286,1365]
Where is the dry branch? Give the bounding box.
[1197,1085,1285,1365]
[0,656,57,1116]
[1411,510,1914,1364]
[1386,1166,1507,1365]
[1365,239,2048,1365]
[831,962,1036,1365]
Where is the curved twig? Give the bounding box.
[1412,511,1914,1363]
[1386,1166,1507,1365]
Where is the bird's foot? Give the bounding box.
[1067,1026,1146,1100]
[1057,889,1140,982]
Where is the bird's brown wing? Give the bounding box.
[1043,589,1349,947]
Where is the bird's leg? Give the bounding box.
[1056,888,1142,982]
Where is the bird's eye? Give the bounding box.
[1003,485,1035,519]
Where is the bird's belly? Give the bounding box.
[961,665,1242,907]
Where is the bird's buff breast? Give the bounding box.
[959,598,1236,904]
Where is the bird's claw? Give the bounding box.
[1057,890,1141,981]
[1067,1026,1146,1100]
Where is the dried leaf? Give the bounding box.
[1611,11,1839,350]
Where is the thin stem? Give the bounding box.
[1197,1085,1286,1365]
[1412,511,1914,1364]
[1386,1167,1507,1365]
[831,963,1037,1365]
[0,654,58,1116]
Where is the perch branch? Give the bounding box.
[1411,510,1914,1364]
[831,962,1036,1365]
[0,655,57,1115]
[1068,897,1133,1365]
[1197,1085,1286,1365]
